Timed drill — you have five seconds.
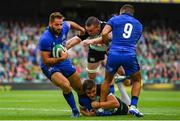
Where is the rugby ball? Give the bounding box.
[52,44,65,58]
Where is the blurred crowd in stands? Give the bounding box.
[0,19,179,84]
[138,22,180,84]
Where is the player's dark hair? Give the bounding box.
[83,79,96,92]
[49,12,64,23]
[85,16,100,27]
[120,4,134,16]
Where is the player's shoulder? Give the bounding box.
[109,15,119,21]
[63,21,69,26]
[107,15,120,25]
[125,15,143,29]
[133,17,142,26]
[40,28,52,41]
[127,15,142,26]
[63,21,70,29]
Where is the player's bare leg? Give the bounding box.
[129,70,144,117]
[100,70,114,102]
[68,71,84,95]
[130,70,142,101]
[51,72,79,118]
[51,72,72,94]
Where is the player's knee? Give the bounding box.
[61,83,71,93]
[131,71,141,82]
[123,79,131,86]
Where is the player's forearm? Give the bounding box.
[66,36,81,50]
[68,21,85,32]
[100,81,110,102]
[99,101,119,109]
[91,37,104,44]
[101,34,109,44]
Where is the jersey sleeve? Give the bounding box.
[107,17,115,28]
[63,21,70,35]
[137,35,144,44]
[38,36,52,51]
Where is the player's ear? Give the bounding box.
[119,9,124,14]
[49,21,53,27]
[97,25,101,32]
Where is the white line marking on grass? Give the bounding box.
[0,100,37,103]
[142,98,180,101]
[0,107,70,112]
[0,100,60,103]
[144,112,178,116]
[0,107,179,116]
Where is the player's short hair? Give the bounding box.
[49,12,64,23]
[83,79,96,92]
[120,4,134,16]
[85,16,100,27]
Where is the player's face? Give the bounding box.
[50,18,63,35]
[85,24,100,36]
[86,87,96,101]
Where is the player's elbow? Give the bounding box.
[42,59,51,67]
[42,61,49,66]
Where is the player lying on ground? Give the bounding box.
[80,79,129,116]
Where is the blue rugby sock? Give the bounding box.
[131,96,138,107]
[63,92,78,111]
[109,85,115,94]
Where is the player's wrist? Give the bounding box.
[91,39,95,44]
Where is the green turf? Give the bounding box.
[0,90,180,120]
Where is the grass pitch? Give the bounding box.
[0,89,180,120]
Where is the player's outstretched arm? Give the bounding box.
[83,32,112,46]
[83,36,103,46]
[65,36,81,50]
[67,21,85,35]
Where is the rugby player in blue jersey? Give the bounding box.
[80,79,128,116]
[85,4,143,117]
[38,12,91,118]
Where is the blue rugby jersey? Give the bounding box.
[107,13,143,55]
[38,21,70,68]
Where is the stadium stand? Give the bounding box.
[0,20,179,84]
[0,1,179,85]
